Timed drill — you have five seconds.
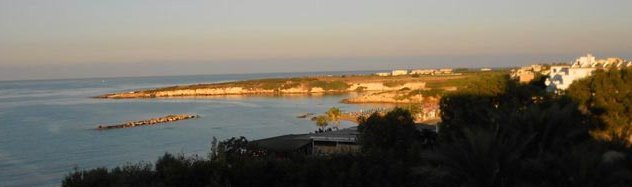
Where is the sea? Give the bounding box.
[0,71,389,186]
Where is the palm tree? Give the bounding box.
[314,115,329,131]
[326,107,342,126]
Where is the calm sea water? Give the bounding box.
[0,71,386,186]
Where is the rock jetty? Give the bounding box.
[97,114,199,130]
[297,113,315,118]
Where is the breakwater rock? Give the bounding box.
[97,114,199,130]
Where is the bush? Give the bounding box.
[358,108,436,161]
[309,80,350,91]
[567,67,632,142]
[383,81,407,87]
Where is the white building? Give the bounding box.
[570,54,630,69]
[480,68,492,71]
[438,69,453,74]
[411,69,436,75]
[375,72,390,76]
[545,66,595,92]
[572,54,596,68]
[391,70,408,76]
[544,54,632,93]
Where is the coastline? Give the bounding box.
[94,75,430,101]
[94,71,507,106]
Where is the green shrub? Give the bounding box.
[383,81,406,87]
[309,80,350,91]
[355,86,367,92]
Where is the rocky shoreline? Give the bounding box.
[97,114,199,130]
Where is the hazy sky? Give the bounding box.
[1,0,631,80]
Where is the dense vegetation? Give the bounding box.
[424,71,508,91]
[383,80,407,87]
[389,72,508,101]
[147,77,352,92]
[434,75,632,186]
[308,80,350,91]
[134,71,508,97]
[65,69,632,186]
[567,67,632,142]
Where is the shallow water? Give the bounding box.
[0,71,387,186]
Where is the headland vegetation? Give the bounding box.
[95,70,508,105]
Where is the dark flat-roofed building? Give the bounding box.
[250,127,360,155]
[251,125,438,155]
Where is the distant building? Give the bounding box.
[480,68,492,71]
[375,72,390,76]
[438,69,453,74]
[414,104,441,123]
[572,54,597,68]
[545,66,595,92]
[391,70,409,76]
[517,71,536,83]
[571,54,629,69]
[511,64,546,83]
[599,58,625,68]
[411,69,436,75]
[531,54,632,93]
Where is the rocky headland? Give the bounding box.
[96,71,507,104]
[96,74,465,100]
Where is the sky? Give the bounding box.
[1,0,631,81]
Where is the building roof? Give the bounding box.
[310,127,359,143]
[250,127,360,152]
[250,124,438,152]
[416,124,438,131]
[250,134,312,152]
